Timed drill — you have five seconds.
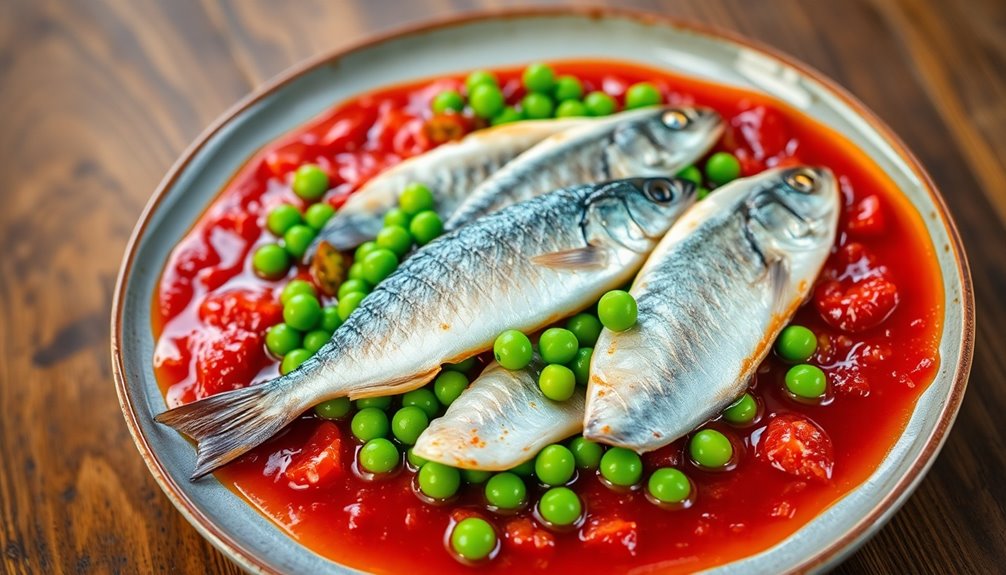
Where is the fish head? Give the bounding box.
[583,177,697,254]
[611,106,725,174]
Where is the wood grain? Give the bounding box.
[0,0,1002,573]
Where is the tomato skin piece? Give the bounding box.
[503,517,556,556]
[284,421,344,487]
[814,276,900,333]
[847,194,886,236]
[580,516,638,556]
[757,414,834,481]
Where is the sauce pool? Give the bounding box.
[152,60,943,573]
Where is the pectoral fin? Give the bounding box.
[531,247,608,270]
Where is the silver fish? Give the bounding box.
[583,167,839,453]
[305,118,589,259]
[158,177,697,478]
[413,358,584,471]
[444,106,723,231]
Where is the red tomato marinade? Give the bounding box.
[152,60,943,573]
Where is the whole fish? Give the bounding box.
[305,118,589,259]
[413,358,584,470]
[444,105,723,231]
[583,167,839,453]
[158,177,697,478]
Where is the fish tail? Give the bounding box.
[155,380,305,480]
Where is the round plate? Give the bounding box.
[112,7,974,574]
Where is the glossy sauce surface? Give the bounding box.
[153,61,943,573]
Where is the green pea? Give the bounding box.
[252,243,290,279]
[462,469,492,484]
[569,347,593,387]
[320,306,342,333]
[283,225,316,260]
[569,437,603,470]
[266,204,302,237]
[785,364,827,399]
[697,187,710,201]
[538,364,575,402]
[407,447,428,468]
[723,393,757,425]
[354,241,378,262]
[538,487,582,527]
[648,468,691,504]
[776,325,818,362]
[521,92,554,120]
[465,70,498,93]
[265,323,302,357]
[600,447,643,487]
[484,472,526,509]
[292,164,329,201]
[522,62,556,93]
[538,328,578,364]
[304,203,335,230]
[390,406,429,445]
[361,248,398,286]
[280,279,315,304]
[689,429,734,469]
[283,293,322,331]
[351,407,389,441]
[434,371,469,406]
[566,313,602,347]
[535,444,575,486]
[356,396,392,411]
[555,100,587,118]
[408,210,443,246]
[450,517,497,561]
[376,225,413,257]
[417,461,461,499]
[431,90,464,114]
[314,397,351,419]
[446,357,476,373]
[399,182,435,215]
[625,82,662,109]
[303,329,331,354]
[359,438,399,474]
[491,106,524,126]
[383,207,411,228]
[337,278,371,299]
[510,459,536,479]
[280,348,311,375]
[584,91,616,116]
[469,84,505,119]
[705,152,741,186]
[597,290,637,332]
[347,262,365,281]
[553,75,584,102]
[402,388,440,418]
[493,330,532,370]
[677,165,703,186]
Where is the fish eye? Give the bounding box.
[662,109,691,130]
[643,179,678,203]
[785,168,818,193]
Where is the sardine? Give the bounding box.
[158,177,697,478]
[305,118,589,259]
[413,358,584,471]
[444,106,724,231]
[583,167,839,453]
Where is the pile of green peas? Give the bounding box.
[264,279,342,375]
[492,289,637,402]
[675,150,743,201]
[252,164,335,279]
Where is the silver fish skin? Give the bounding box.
[443,106,724,231]
[157,177,697,478]
[413,358,584,470]
[583,167,839,453]
[304,118,589,259]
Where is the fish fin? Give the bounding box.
[767,257,792,313]
[531,247,608,269]
[304,215,379,262]
[347,366,440,400]
[155,381,303,480]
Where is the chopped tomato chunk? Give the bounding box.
[198,287,281,332]
[814,276,899,333]
[284,422,343,487]
[758,414,834,481]
[193,327,268,398]
[580,516,638,556]
[847,194,886,236]
[504,518,556,556]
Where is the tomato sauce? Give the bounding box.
[152,60,943,573]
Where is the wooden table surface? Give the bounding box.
[1,0,1003,573]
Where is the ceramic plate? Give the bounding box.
[112,8,974,574]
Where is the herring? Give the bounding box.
[583,167,839,453]
[413,358,584,471]
[157,177,697,479]
[444,105,724,231]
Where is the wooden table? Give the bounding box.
[1,1,1003,573]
